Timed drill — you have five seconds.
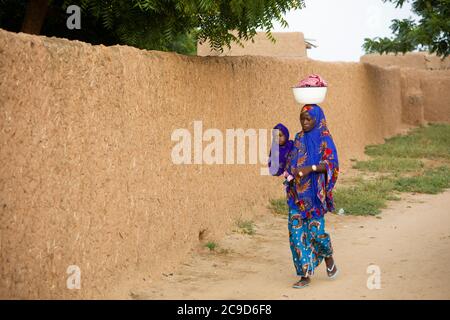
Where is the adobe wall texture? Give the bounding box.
[361,52,450,124]
[0,29,447,298]
[361,52,450,70]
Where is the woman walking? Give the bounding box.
[284,103,340,288]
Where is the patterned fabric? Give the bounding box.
[285,104,339,219]
[288,207,333,277]
[268,123,294,176]
[294,74,328,88]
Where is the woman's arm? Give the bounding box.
[292,164,326,177]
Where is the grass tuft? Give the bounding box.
[205,241,217,251]
[393,166,450,194]
[352,157,424,173]
[268,199,288,216]
[236,219,256,235]
[333,179,396,216]
[364,124,450,160]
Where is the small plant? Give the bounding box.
[236,219,256,235]
[205,241,217,251]
[268,199,288,216]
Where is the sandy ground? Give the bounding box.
[125,190,450,300]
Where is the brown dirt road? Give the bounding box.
[120,190,450,300]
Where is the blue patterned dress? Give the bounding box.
[284,104,339,277]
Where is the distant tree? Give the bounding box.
[363,0,450,58]
[0,0,304,55]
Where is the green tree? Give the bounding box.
[363,0,450,58]
[0,0,304,55]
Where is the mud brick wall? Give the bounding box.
[1,28,445,298]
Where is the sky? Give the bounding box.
[261,0,418,62]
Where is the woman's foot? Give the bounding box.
[292,276,310,289]
[325,256,338,278]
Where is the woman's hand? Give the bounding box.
[292,166,312,178]
[292,164,327,178]
[298,167,312,177]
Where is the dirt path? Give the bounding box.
[127,190,450,300]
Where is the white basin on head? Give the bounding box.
[292,86,327,104]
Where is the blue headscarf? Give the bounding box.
[286,104,339,219]
[268,123,294,176]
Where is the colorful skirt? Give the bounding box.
[288,207,334,277]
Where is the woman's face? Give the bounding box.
[300,111,316,132]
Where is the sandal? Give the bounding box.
[292,277,310,289]
[327,263,339,279]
